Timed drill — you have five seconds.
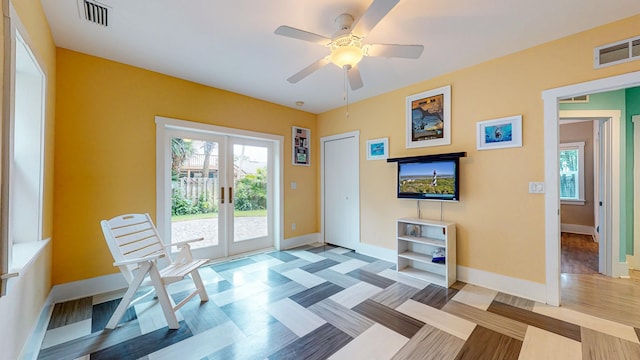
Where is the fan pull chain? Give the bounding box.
[343,66,350,118]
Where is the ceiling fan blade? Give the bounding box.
[287,57,331,84]
[275,25,330,45]
[367,44,424,59]
[347,66,364,90]
[352,0,400,37]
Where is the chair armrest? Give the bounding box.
[163,237,205,249]
[114,253,164,267]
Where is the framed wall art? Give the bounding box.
[366,137,389,160]
[292,126,310,166]
[406,85,451,148]
[476,115,523,150]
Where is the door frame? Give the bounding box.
[632,115,640,269]
[320,130,360,249]
[559,112,619,276]
[155,116,284,255]
[542,70,640,305]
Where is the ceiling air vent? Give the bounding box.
[82,0,108,27]
[594,35,640,68]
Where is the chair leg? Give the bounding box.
[148,262,180,329]
[105,262,152,329]
[190,269,209,302]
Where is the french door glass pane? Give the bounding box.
[170,137,220,249]
[233,144,268,242]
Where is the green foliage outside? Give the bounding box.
[171,191,215,216]
[171,138,193,181]
[234,168,267,211]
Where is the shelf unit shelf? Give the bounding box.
[396,217,456,288]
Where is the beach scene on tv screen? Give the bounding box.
[399,161,456,197]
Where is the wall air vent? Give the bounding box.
[594,35,640,69]
[82,0,108,27]
[559,95,589,103]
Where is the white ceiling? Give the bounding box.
[41,0,640,114]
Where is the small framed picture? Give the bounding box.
[292,126,310,166]
[366,137,389,160]
[476,115,523,150]
[407,224,421,237]
[406,85,451,148]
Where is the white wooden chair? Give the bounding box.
[100,213,209,330]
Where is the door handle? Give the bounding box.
[229,187,233,204]
[221,187,225,204]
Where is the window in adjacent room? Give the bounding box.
[559,141,585,205]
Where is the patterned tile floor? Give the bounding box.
[36,244,640,359]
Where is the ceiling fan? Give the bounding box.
[275,0,424,90]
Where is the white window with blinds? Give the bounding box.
[559,141,585,205]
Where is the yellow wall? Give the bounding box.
[0,0,55,358]
[318,15,640,284]
[53,49,317,284]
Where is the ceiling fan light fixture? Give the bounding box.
[330,45,364,68]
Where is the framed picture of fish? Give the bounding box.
[406,85,451,148]
[476,115,523,150]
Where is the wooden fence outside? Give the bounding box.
[175,177,217,204]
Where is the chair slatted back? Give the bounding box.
[101,213,166,283]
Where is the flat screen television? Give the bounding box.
[397,158,460,201]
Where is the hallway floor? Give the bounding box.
[36,244,640,359]
[561,232,598,275]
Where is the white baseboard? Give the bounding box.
[22,273,127,360]
[354,242,546,303]
[357,242,396,263]
[457,265,546,303]
[20,291,56,360]
[561,223,595,237]
[49,273,128,303]
[281,233,321,250]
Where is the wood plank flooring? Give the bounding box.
[35,243,640,359]
[562,232,598,274]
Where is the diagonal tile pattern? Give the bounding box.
[36,244,640,359]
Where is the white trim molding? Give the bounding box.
[457,265,546,303]
[357,242,395,263]
[543,70,640,305]
[561,224,596,237]
[281,233,321,250]
[629,115,640,269]
[49,273,127,304]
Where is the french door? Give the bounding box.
[159,126,274,260]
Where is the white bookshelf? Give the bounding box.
[396,217,456,287]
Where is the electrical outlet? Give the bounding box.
[528,182,545,194]
[292,223,296,230]
[291,182,297,189]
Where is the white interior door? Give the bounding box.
[323,133,359,249]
